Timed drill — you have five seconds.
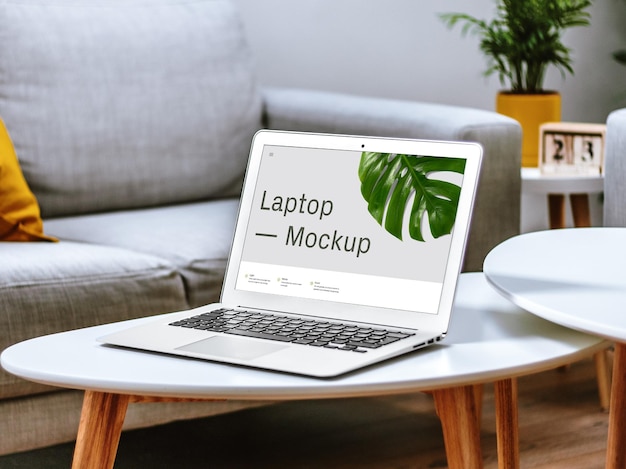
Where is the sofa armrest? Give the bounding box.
[262,87,522,272]
[604,108,626,226]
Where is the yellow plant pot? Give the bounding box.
[496,92,561,167]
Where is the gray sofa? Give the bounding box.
[0,0,522,455]
[604,107,626,225]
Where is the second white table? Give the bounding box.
[484,228,626,468]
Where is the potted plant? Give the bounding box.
[441,0,592,166]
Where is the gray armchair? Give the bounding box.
[604,108,626,225]
[0,0,521,455]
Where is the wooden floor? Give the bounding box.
[0,353,612,468]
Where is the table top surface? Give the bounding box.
[1,273,606,400]
[521,167,604,194]
[484,227,626,343]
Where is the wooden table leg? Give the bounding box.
[595,349,612,412]
[72,391,130,469]
[474,383,484,425]
[494,379,520,469]
[548,194,566,229]
[606,342,626,469]
[548,193,591,229]
[569,193,591,228]
[433,385,483,469]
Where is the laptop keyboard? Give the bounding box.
[169,308,416,353]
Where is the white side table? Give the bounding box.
[483,228,626,469]
[521,168,604,229]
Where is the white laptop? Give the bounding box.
[100,130,482,377]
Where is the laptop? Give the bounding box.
[100,130,482,377]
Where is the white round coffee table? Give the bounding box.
[484,228,626,469]
[1,273,606,469]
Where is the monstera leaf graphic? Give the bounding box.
[359,152,466,241]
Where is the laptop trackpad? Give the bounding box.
[177,335,289,361]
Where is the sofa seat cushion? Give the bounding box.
[45,199,240,308]
[0,0,261,217]
[0,241,188,399]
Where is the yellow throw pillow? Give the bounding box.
[0,118,57,242]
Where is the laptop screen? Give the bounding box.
[234,144,466,314]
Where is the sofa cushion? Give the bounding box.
[0,241,188,399]
[0,118,56,242]
[45,199,240,308]
[0,0,262,218]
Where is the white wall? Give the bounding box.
[235,0,626,124]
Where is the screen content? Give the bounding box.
[235,145,466,314]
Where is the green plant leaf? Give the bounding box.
[359,152,466,242]
[440,0,592,92]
